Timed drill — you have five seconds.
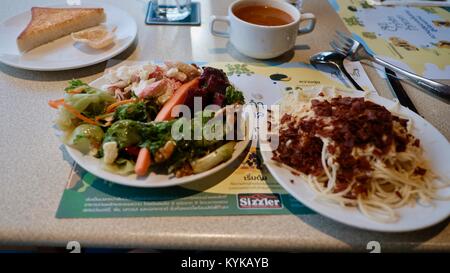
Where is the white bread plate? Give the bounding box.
[0,1,136,71]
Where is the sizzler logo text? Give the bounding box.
[237,193,283,209]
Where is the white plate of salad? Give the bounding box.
[50,62,251,187]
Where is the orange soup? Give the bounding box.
[233,5,293,26]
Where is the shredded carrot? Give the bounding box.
[95,113,114,121]
[48,99,65,109]
[49,98,99,125]
[62,103,98,125]
[66,86,85,94]
[95,113,115,127]
[105,98,137,113]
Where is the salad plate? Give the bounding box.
[65,140,250,188]
[259,87,450,232]
[55,63,252,188]
[0,1,137,71]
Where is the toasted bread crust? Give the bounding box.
[17,7,106,52]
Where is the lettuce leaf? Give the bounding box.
[225,85,245,105]
[56,81,115,132]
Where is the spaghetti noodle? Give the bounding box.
[271,89,449,223]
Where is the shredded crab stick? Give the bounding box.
[105,98,137,113]
[154,77,199,122]
[139,79,171,98]
[135,147,152,176]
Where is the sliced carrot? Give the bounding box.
[154,77,199,122]
[105,98,137,113]
[135,147,152,176]
[62,103,98,125]
[48,99,65,109]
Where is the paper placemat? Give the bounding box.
[329,0,450,79]
[56,61,376,219]
[57,147,315,218]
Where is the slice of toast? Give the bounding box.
[17,7,106,52]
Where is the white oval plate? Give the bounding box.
[0,1,137,71]
[260,88,450,232]
[65,75,251,188]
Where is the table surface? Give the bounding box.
[0,0,449,252]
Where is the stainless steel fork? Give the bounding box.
[331,31,450,104]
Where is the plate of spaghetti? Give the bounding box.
[260,87,450,232]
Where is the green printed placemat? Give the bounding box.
[56,61,376,219]
[57,147,313,218]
